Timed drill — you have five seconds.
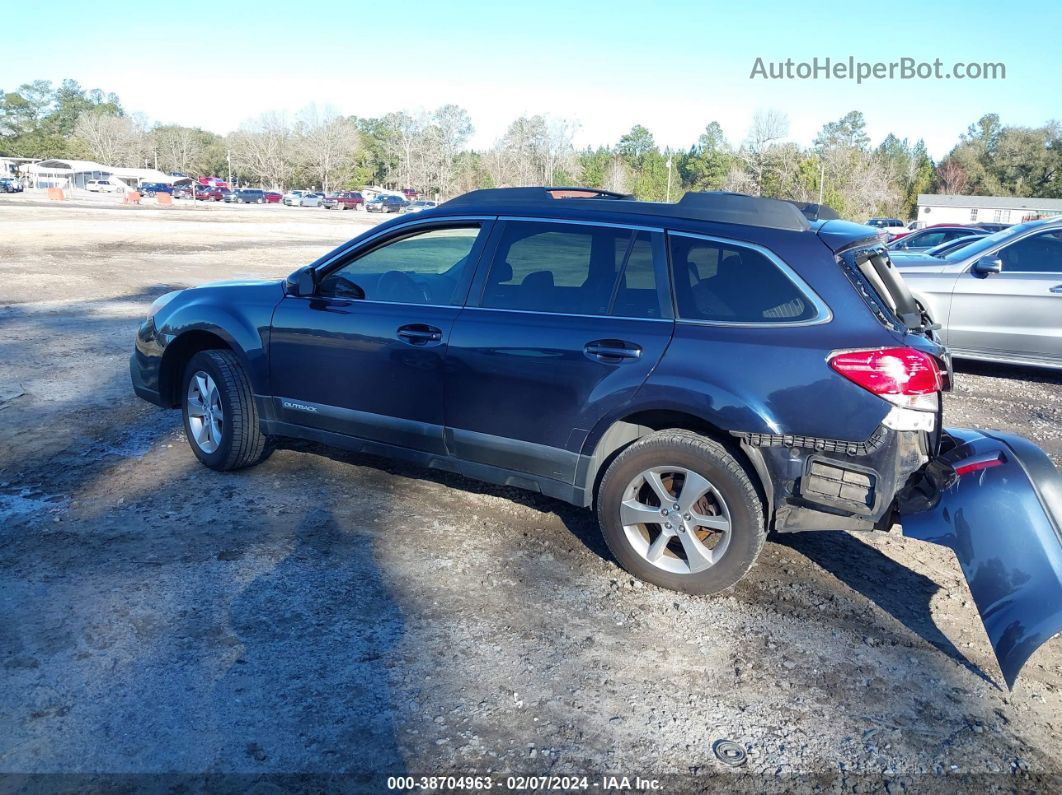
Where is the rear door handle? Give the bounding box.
[1050,285,1062,294]
[397,324,443,345]
[584,339,642,362]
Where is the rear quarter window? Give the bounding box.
[669,233,819,323]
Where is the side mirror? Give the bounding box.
[972,255,1002,278]
[287,265,317,296]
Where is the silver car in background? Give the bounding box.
[399,199,438,214]
[893,219,1062,369]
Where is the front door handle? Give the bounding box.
[397,324,443,345]
[584,339,642,362]
[1050,284,1062,294]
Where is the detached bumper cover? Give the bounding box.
[900,427,1062,688]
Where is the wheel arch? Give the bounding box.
[158,329,235,408]
[578,408,773,518]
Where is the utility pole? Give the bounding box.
[227,150,232,187]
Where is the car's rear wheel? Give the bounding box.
[181,350,273,471]
[596,430,765,595]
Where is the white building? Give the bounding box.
[22,159,193,191]
[916,193,1062,226]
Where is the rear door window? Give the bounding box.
[480,221,662,318]
[669,233,819,323]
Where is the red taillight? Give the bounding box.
[829,347,942,410]
[954,452,1005,476]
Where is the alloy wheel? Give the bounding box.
[619,466,732,574]
[186,371,224,454]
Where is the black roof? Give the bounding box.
[441,187,813,232]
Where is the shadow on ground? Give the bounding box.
[777,530,998,687]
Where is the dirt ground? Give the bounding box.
[1,193,1060,789]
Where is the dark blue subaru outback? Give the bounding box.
[131,188,1062,686]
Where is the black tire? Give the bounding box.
[181,349,272,471]
[596,430,765,595]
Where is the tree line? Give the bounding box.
[3,78,1060,219]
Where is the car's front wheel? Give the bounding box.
[181,350,273,471]
[596,430,765,595]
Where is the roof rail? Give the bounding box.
[443,187,633,205]
[441,188,811,232]
[786,200,841,221]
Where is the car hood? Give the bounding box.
[191,278,285,290]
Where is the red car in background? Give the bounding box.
[194,185,231,201]
[321,191,364,210]
[263,191,282,204]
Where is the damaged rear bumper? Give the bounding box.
[898,427,1062,688]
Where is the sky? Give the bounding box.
[4,0,1058,158]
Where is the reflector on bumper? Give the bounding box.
[900,428,1062,688]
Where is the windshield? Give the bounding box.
[942,221,1045,262]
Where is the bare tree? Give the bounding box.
[543,117,580,184]
[73,112,139,166]
[484,115,578,188]
[604,155,629,193]
[296,106,359,192]
[153,126,205,175]
[430,104,473,197]
[740,109,789,195]
[229,112,293,188]
[935,158,969,194]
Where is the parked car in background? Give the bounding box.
[894,218,1062,369]
[402,187,418,200]
[283,190,310,206]
[887,225,988,252]
[321,191,364,210]
[194,186,230,201]
[299,192,326,207]
[139,182,174,197]
[866,217,908,241]
[172,186,195,199]
[922,235,986,258]
[0,178,23,193]
[365,194,409,213]
[399,200,438,214]
[907,220,926,231]
[86,179,118,193]
[972,222,1011,233]
[264,191,283,204]
[129,186,1062,687]
[226,188,266,204]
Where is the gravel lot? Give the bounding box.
[1,193,1060,789]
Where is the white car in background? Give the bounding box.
[283,190,311,206]
[86,179,118,193]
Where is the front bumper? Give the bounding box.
[130,351,163,406]
[899,428,1062,688]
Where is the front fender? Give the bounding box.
[154,281,285,398]
[900,428,1062,688]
